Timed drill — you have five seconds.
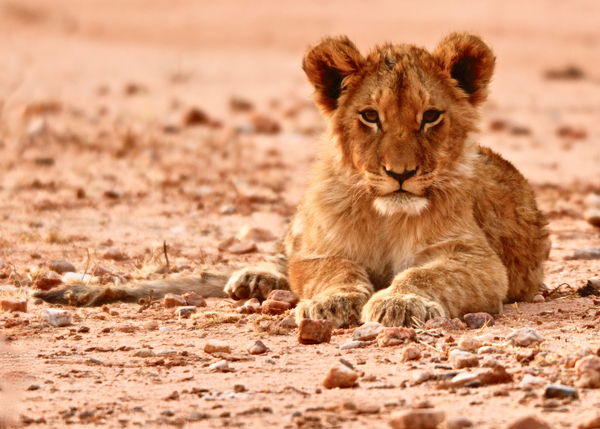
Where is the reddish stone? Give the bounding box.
[46,259,76,274]
[164,293,186,308]
[183,291,207,307]
[463,312,495,329]
[262,299,291,315]
[575,356,600,376]
[424,317,460,331]
[389,409,445,429]
[322,363,358,389]
[228,241,257,255]
[297,319,333,345]
[0,299,27,313]
[376,327,417,347]
[34,277,63,291]
[506,416,553,429]
[266,290,299,307]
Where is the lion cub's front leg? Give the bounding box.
[225,254,289,300]
[362,250,508,327]
[289,257,374,328]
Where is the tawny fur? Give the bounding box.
[34,33,550,329]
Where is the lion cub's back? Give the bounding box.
[473,146,550,302]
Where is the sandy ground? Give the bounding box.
[1,1,600,428]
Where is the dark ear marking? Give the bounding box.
[450,56,477,95]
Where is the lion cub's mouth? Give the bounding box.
[373,192,429,216]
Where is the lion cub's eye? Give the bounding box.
[361,110,379,124]
[422,110,442,124]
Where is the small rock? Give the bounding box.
[544,385,579,399]
[463,312,495,329]
[532,294,545,303]
[278,315,298,329]
[262,299,291,315]
[220,204,237,215]
[204,340,232,354]
[576,370,600,389]
[297,319,333,345]
[478,346,499,355]
[0,299,27,313]
[91,265,112,276]
[376,327,417,347]
[250,114,280,134]
[446,417,474,429]
[228,240,258,255]
[237,225,276,242]
[61,272,91,283]
[458,337,482,352]
[267,290,300,307]
[143,320,159,331]
[117,325,137,333]
[575,355,600,376]
[449,350,479,369]
[340,341,367,350]
[353,322,383,341]
[507,328,544,347]
[159,326,171,333]
[41,309,72,326]
[401,346,421,361]
[424,317,460,331]
[164,293,187,308]
[209,360,231,372]
[389,409,445,429]
[237,298,261,314]
[566,246,600,260]
[584,208,600,228]
[475,333,496,344]
[411,370,433,385]
[506,415,554,429]
[46,259,76,274]
[217,237,239,252]
[174,306,196,318]
[180,107,220,128]
[481,356,500,367]
[157,349,177,356]
[183,291,207,307]
[101,248,127,261]
[519,374,548,389]
[516,348,539,362]
[322,363,358,389]
[578,414,600,429]
[247,340,268,355]
[130,349,156,358]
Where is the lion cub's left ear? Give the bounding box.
[433,33,495,106]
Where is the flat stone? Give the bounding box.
[576,370,600,389]
[449,350,479,369]
[478,346,499,355]
[143,320,159,331]
[34,277,63,290]
[506,416,554,429]
[411,371,433,385]
[566,246,600,260]
[376,327,417,347]
[157,349,177,356]
[322,363,358,389]
[532,294,545,303]
[101,248,127,261]
[46,259,76,274]
[41,309,72,327]
[389,409,445,429]
[267,290,300,307]
[340,340,367,350]
[174,306,196,318]
[278,315,298,329]
[164,293,187,308]
[297,319,333,345]
[446,417,474,429]
[117,325,137,333]
[262,299,291,315]
[183,291,207,307]
[463,312,495,329]
[130,349,156,358]
[228,241,257,255]
[0,299,27,313]
[481,356,500,368]
[519,374,548,389]
[585,209,600,228]
[544,385,579,399]
[401,346,421,361]
[204,340,232,354]
[507,327,544,347]
[209,360,231,372]
[247,340,268,355]
[353,322,383,341]
[237,226,276,242]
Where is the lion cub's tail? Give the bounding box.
[32,271,231,307]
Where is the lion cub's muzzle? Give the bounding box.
[384,167,418,193]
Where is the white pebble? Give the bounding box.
[41,309,72,327]
[507,328,544,347]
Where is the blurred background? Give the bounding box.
[0,0,599,267]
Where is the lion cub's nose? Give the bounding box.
[384,167,418,188]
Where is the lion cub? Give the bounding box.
[35,33,550,329]
[226,32,550,327]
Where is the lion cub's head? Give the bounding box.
[303,33,495,216]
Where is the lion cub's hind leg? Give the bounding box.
[225,255,289,301]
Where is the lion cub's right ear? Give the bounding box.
[303,36,364,115]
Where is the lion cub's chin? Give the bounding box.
[373,193,429,217]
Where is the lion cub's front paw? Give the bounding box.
[225,266,288,301]
[296,293,368,329]
[362,292,445,327]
